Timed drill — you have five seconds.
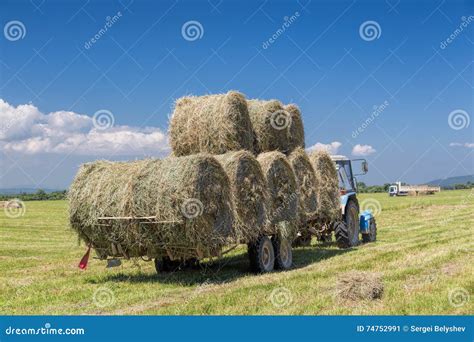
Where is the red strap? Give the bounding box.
[78,246,91,270]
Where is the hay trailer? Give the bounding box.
[300,156,377,248]
[388,181,441,196]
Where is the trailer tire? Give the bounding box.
[248,236,275,273]
[273,236,293,270]
[362,218,377,243]
[154,257,180,273]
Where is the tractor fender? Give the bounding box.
[340,192,357,215]
[359,210,373,233]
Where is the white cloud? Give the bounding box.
[352,144,376,156]
[450,142,474,148]
[307,141,342,155]
[0,99,169,156]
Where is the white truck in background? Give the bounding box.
[388,181,441,196]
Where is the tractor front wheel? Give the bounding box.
[362,218,377,243]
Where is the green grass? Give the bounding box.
[0,190,473,315]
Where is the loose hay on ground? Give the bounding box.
[288,147,318,225]
[169,91,254,156]
[336,271,384,301]
[215,151,268,243]
[257,151,299,240]
[308,150,340,223]
[68,155,234,260]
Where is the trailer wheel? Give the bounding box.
[273,236,293,270]
[154,257,180,273]
[248,236,275,273]
[344,199,360,247]
[334,221,351,249]
[362,218,377,243]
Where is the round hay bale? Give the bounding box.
[308,150,340,223]
[247,99,305,154]
[247,99,289,154]
[215,151,268,243]
[288,147,318,224]
[169,91,254,156]
[284,104,305,149]
[257,151,298,240]
[68,155,234,260]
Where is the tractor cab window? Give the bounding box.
[336,161,355,192]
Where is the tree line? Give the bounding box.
[0,189,67,201]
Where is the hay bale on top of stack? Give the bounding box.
[308,149,340,224]
[169,91,254,156]
[69,155,234,260]
[247,99,305,155]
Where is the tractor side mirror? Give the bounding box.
[361,160,368,174]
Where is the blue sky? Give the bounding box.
[0,0,473,188]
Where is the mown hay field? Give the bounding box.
[0,190,472,315]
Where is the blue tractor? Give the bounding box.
[296,156,377,248]
[330,155,377,248]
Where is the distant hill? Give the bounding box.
[427,175,473,188]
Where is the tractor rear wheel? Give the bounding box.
[248,236,275,273]
[273,236,293,270]
[334,221,351,248]
[344,199,360,247]
[362,218,377,243]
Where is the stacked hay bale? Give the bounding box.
[169,91,254,156]
[68,155,234,260]
[308,150,340,224]
[215,151,268,243]
[288,147,318,225]
[70,91,334,262]
[257,151,299,240]
[247,99,304,154]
